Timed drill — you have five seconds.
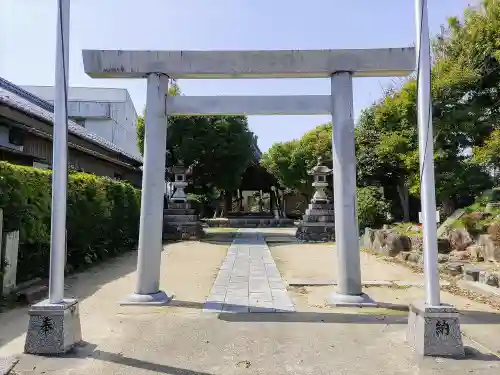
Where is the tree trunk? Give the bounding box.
[237,189,243,212]
[223,191,233,217]
[442,198,455,217]
[396,181,410,222]
[213,205,221,218]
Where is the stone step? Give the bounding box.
[298,222,335,227]
[302,215,334,222]
[163,223,205,240]
[305,209,334,215]
[164,208,196,215]
[296,225,335,242]
[164,222,203,228]
[308,203,333,210]
[168,202,191,209]
[205,218,295,228]
[163,214,199,222]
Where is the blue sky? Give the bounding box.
[0,0,477,151]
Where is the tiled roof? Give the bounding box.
[0,77,142,164]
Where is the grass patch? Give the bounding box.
[205,227,239,233]
[390,222,422,236]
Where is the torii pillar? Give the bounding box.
[82,48,415,305]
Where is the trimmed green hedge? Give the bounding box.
[0,162,141,282]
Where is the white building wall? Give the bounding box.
[22,85,140,158]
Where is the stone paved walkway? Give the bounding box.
[204,228,295,313]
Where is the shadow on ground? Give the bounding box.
[13,342,216,375]
[0,251,139,349]
[12,338,496,375]
[16,335,497,375]
[167,299,500,325]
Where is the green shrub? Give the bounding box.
[474,187,500,208]
[457,212,488,237]
[357,186,390,231]
[0,162,140,282]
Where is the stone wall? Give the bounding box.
[362,226,500,289]
[205,217,294,228]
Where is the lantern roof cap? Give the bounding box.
[169,161,194,176]
[308,156,332,176]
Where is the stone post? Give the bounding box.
[25,0,82,355]
[121,73,172,305]
[329,72,375,306]
[407,0,464,357]
[2,230,19,295]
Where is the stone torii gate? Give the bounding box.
[23,0,464,358]
[82,48,415,306]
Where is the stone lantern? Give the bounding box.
[309,156,332,204]
[163,162,204,240]
[170,163,188,203]
[295,157,335,242]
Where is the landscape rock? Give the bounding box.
[367,229,417,256]
[370,230,389,253]
[380,232,411,256]
[407,252,420,264]
[448,228,473,252]
[363,228,376,249]
[477,234,500,262]
[448,249,471,262]
[467,245,484,262]
[479,271,499,287]
[437,254,450,263]
[464,267,482,282]
[410,235,423,252]
[398,251,411,261]
[444,262,464,276]
[437,238,452,254]
[419,253,449,265]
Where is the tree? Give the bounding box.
[355,103,415,221]
[136,83,256,214]
[433,0,500,134]
[260,140,305,194]
[261,124,332,199]
[263,0,500,222]
[357,186,391,230]
[473,129,500,183]
[166,115,255,194]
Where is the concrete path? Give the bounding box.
[2,229,500,374]
[204,228,295,313]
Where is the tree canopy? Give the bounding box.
[261,0,500,222]
[136,83,256,196]
[260,124,332,198]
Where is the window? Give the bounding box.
[8,127,24,146]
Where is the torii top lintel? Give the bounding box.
[82,48,415,79]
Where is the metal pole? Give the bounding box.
[331,72,363,297]
[415,0,440,306]
[48,0,70,304]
